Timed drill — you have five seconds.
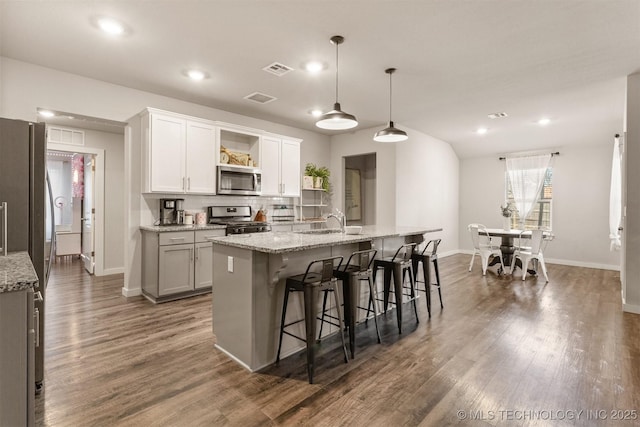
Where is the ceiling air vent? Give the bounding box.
[488,112,508,119]
[262,62,293,76]
[244,92,277,104]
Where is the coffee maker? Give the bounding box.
[160,198,185,225]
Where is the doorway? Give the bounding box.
[46,148,99,274]
[344,153,376,226]
[39,109,126,277]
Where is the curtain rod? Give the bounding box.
[499,152,560,161]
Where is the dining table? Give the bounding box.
[484,228,551,273]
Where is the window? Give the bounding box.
[506,167,552,229]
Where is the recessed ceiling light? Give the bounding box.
[38,110,55,118]
[187,70,206,81]
[476,127,488,135]
[309,109,323,117]
[97,18,125,35]
[538,118,551,126]
[304,61,324,73]
[488,112,508,119]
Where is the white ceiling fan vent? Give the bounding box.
[262,62,293,76]
[488,112,508,119]
[244,92,277,104]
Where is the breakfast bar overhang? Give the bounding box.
[207,225,442,371]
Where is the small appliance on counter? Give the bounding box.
[207,205,271,235]
[160,198,185,225]
[270,204,295,222]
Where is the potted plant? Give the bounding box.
[304,163,331,191]
[303,163,315,189]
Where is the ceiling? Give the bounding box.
[1,1,639,158]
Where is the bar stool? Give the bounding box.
[275,256,348,384]
[372,243,418,334]
[318,249,381,359]
[412,239,443,318]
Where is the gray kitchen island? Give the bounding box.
[208,225,442,371]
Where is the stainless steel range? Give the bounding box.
[207,206,271,235]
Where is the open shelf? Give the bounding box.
[298,188,328,221]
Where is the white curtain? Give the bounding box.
[506,154,552,228]
[609,136,622,251]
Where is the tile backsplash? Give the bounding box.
[142,194,303,224]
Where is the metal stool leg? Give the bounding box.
[408,267,419,322]
[366,276,382,343]
[433,258,443,308]
[276,284,291,364]
[303,286,318,384]
[331,281,349,364]
[422,256,432,317]
[317,289,330,341]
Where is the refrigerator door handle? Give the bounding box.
[45,171,55,287]
[0,202,7,256]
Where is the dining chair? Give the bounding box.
[468,224,506,275]
[512,229,549,282]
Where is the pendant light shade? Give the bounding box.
[316,35,358,130]
[374,68,408,142]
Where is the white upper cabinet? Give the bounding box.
[261,136,281,196]
[260,135,301,197]
[136,108,301,197]
[281,139,301,197]
[148,113,186,193]
[185,120,216,193]
[141,109,216,194]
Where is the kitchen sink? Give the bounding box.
[295,228,343,235]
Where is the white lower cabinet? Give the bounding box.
[142,229,224,302]
[159,243,194,295]
[194,242,213,289]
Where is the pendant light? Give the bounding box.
[374,68,408,142]
[316,35,358,130]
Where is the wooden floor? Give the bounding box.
[36,255,640,426]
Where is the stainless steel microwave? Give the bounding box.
[217,165,262,196]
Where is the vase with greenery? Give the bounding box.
[500,202,516,230]
[304,163,331,192]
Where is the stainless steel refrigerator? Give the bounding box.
[0,117,50,391]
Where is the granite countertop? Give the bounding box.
[140,224,227,232]
[0,252,39,293]
[270,219,327,225]
[207,225,443,254]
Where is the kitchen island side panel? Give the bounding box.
[212,244,254,368]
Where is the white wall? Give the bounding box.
[395,129,459,256]
[331,125,459,255]
[83,128,125,273]
[331,128,397,227]
[459,145,620,270]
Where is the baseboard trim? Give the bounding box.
[99,267,124,276]
[214,344,254,372]
[453,250,619,271]
[544,258,620,271]
[121,287,141,297]
[622,303,640,315]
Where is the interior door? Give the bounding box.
[81,155,95,274]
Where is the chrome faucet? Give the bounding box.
[327,210,346,233]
